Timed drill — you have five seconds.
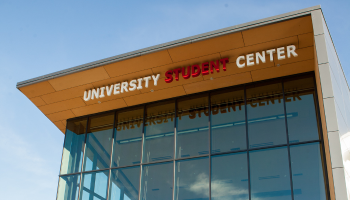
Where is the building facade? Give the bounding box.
[17,5,350,200]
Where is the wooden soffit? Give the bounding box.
[19,15,315,133]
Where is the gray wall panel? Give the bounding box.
[319,63,335,98]
[323,97,340,133]
[336,102,349,138]
[329,131,346,168]
[312,9,349,199]
[333,168,349,200]
[330,65,346,115]
[315,34,330,64]
[311,8,326,35]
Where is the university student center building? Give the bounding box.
[17,6,350,200]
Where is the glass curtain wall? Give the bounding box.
[57,73,328,200]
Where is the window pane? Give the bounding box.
[211,152,248,200]
[140,162,173,200]
[284,76,320,143]
[250,147,292,200]
[60,118,87,174]
[83,112,114,171]
[176,94,209,158]
[211,88,246,153]
[290,143,326,200]
[57,174,80,200]
[143,101,175,163]
[80,170,109,200]
[112,108,143,167]
[247,81,287,148]
[109,166,140,200]
[174,157,209,200]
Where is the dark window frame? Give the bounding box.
[56,72,330,200]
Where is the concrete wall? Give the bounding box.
[312,9,350,200]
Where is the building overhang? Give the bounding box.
[17,6,319,133]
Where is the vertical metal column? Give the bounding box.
[77,117,89,200]
[244,86,252,200]
[172,99,178,200]
[208,93,212,200]
[138,105,147,200]
[55,122,69,200]
[281,81,295,200]
[106,111,117,200]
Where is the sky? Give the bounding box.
[0,0,349,199]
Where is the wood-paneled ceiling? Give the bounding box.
[18,15,315,133]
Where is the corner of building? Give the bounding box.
[312,7,350,200]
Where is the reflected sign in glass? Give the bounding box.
[143,101,175,163]
[176,94,209,158]
[112,108,143,167]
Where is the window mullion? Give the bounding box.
[77,117,89,200]
[244,86,252,200]
[282,80,295,200]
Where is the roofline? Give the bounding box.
[16,5,321,89]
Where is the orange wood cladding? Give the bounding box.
[19,15,315,133]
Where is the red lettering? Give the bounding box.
[220,58,229,71]
[192,64,201,77]
[165,70,173,83]
[210,60,220,73]
[202,62,209,75]
[166,58,227,83]
[182,66,191,79]
[173,68,181,81]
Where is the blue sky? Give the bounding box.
[0,0,349,199]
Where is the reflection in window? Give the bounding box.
[247,81,287,148]
[58,74,328,200]
[61,118,87,174]
[250,147,292,200]
[109,166,140,200]
[290,143,327,200]
[80,170,109,200]
[83,113,114,171]
[140,162,173,200]
[174,157,209,200]
[57,174,80,200]
[176,95,209,158]
[284,76,320,143]
[211,152,248,200]
[143,101,175,163]
[211,88,246,153]
[112,108,143,167]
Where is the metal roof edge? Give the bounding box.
[16,5,321,89]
